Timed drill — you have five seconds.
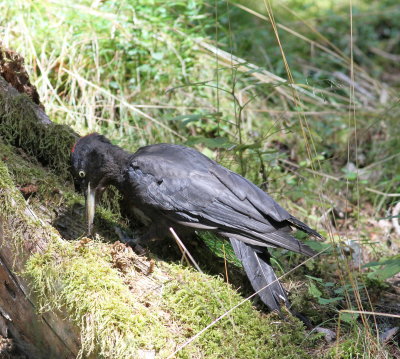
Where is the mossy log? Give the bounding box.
[0,193,80,358]
[0,57,80,357]
[0,49,311,359]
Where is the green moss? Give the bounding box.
[0,90,76,178]
[325,331,369,359]
[162,265,311,359]
[0,157,26,216]
[0,141,82,225]
[0,141,58,190]
[25,240,169,359]
[24,235,314,359]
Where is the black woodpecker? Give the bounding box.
[71,133,322,312]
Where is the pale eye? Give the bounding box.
[78,170,86,178]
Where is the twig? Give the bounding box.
[169,228,203,273]
[362,153,400,170]
[340,310,400,319]
[222,244,229,284]
[364,188,400,198]
[279,158,342,182]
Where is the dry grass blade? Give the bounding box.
[280,158,400,197]
[340,310,400,319]
[233,2,392,104]
[61,68,186,140]
[169,227,203,273]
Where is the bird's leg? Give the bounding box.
[113,226,147,255]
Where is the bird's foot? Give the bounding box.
[114,226,147,255]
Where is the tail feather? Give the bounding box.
[288,216,322,239]
[230,238,289,312]
[223,230,316,257]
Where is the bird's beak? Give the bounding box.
[86,182,96,236]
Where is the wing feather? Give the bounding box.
[126,144,319,256]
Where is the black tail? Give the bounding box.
[230,238,289,312]
[288,216,323,239]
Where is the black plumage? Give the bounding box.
[71,133,321,312]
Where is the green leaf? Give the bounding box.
[363,257,400,268]
[340,312,359,324]
[334,284,364,295]
[299,160,311,167]
[305,275,323,282]
[367,262,400,280]
[308,282,322,298]
[324,282,335,287]
[151,52,164,60]
[304,240,332,253]
[233,142,262,151]
[109,81,119,89]
[344,171,357,181]
[318,297,343,305]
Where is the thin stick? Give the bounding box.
[364,187,400,198]
[280,158,341,182]
[173,238,190,267]
[340,310,400,319]
[222,244,229,284]
[169,228,203,273]
[166,247,330,359]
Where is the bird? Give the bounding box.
[71,133,322,312]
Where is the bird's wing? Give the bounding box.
[126,144,317,255]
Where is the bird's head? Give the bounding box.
[71,133,119,235]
